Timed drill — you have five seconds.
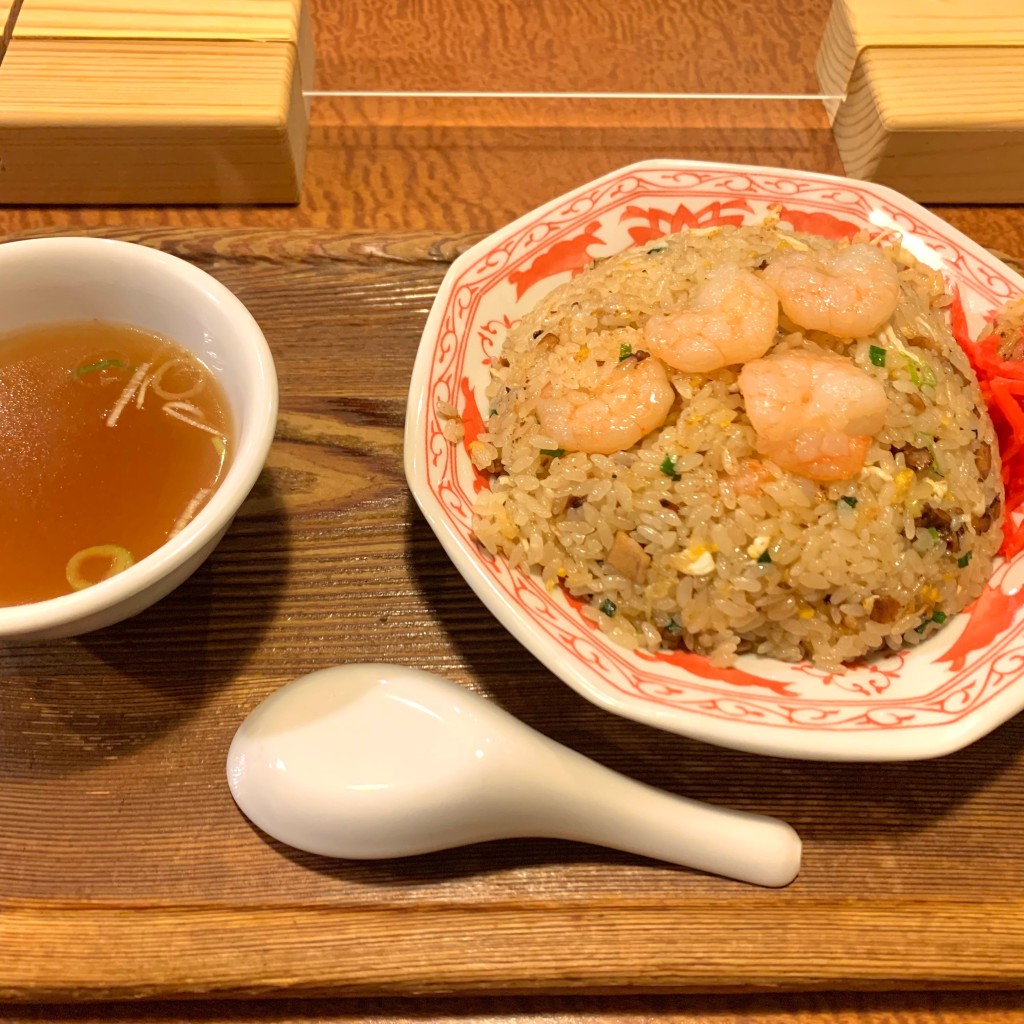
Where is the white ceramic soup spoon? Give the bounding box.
[226,664,801,887]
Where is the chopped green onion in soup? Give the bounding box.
[74,358,128,378]
[65,545,135,591]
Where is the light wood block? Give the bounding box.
[12,0,302,40]
[0,0,312,204]
[817,0,1024,119]
[830,46,1024,203]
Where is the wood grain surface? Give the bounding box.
[3,89,1024,256]
[3,1,1024,1021]
[1,226,1024,1012]
[310,0,827,95]
[13,0,302,39]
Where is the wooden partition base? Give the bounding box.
[817,0,1024,202]
[0,0,313,205]
[830,47,1024,203]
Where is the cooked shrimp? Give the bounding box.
[762,243,900,338]
[738,350,889,481]
[642,265,779,372]
[536,353,675,455]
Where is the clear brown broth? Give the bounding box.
[0,321,232,606]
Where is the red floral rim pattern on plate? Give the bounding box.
[417,162,1024,741]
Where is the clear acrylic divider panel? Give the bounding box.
[301,0,845,231]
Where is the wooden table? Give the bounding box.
[3,2,1024,1022]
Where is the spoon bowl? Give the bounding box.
[227,664,802,887]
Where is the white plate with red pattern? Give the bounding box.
[404,160,1024,761]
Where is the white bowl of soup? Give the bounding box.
[0,236,278,639]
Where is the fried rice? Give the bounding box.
[471,223,1004,669]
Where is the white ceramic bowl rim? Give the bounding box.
[0,236,278,636]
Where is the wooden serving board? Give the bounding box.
[2,227,1024,1002]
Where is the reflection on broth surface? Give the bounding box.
[0,321,232,606]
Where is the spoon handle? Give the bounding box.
[529,747,801,887]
